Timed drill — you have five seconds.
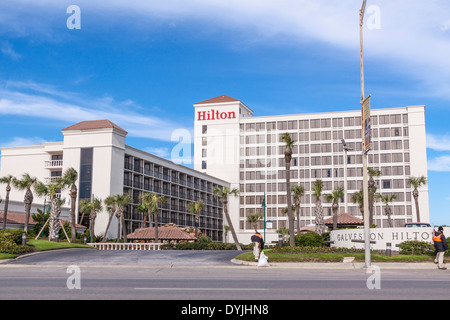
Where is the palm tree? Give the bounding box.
[351,189,365,218]
[213,186,241,251]
[61,168,78,242]
[407,175,427,222]
[35,179,65,241]
[114,194,132,243]
[103,195,118,241]
[188,200,205,240]
[281,132,295,246]
[79,197,102,242]
[326,187,344,231]
[376,193,397,228]
[137,201,149,228]
[13,173,38,233]
[0,175,15,230]
[247,213,263,233]
[141,192,165,243]
[312,179,325,235]
[367,167,381,226]
[291,184,305,233]
[224,225,230,243]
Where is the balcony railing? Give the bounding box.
[45,160,63,168]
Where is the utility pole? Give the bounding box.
[360,0,371,268]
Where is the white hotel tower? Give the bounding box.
[194,95,429,244]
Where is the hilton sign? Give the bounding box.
[197,109,236,121]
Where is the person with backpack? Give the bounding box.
[433,226,448,270]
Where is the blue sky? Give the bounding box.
[0,1,449,225]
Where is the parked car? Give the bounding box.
[404,222,431,228]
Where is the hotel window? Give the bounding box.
[202,161,207,170]
[202,125,207,134]
[382,180,391,189]
[202,149,207,158]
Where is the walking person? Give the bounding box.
[433,226,448,270]
[251,232,264,262]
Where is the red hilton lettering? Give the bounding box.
[197,110,237,121]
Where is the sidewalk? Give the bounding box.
[231,258,441,270]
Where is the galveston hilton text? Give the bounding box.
[335,230,433,242]
[181,304,269,317]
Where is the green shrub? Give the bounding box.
[0,230,34,255]
[399,240,435,256]
[0,229,24,245]
[295,232,324,247]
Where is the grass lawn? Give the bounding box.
[235,249,438,263]
[0,240,94,260]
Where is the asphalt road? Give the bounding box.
[2,249,450,304]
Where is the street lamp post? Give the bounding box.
[360,0,371,268]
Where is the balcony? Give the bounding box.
[45,160,63,168]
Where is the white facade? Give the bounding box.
[0,120,229,241]
[194,95,429,244]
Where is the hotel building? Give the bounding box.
[193,95,429,244]
[0,120,228,241]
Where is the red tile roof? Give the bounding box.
[324,213,364,226]
[194,95,240,105]
[0,211,86,229]
[62,120,128,134]
[127,225,197,241]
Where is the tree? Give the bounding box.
[137,201,149,228]
[281,132,295,246]
[312,179,325,235]
[103,195,118,241]
[367,167,381,227]
[326,187,344,231]
[407,175,427,222]
[114,194,132,243]
[376,193,397,228]
[61,168,78,242]
[141,192,165,243]
[247,213,263,233]
[79,197,102,242]
[351,189,365,218]
[188,200,205,240]
[35,179,65,241]
[0,175,15,230]
[291,184,305,233]
[213,187,241,251]
[13,173,38,233]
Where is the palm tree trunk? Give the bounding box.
[315,200,325,235]
[154,210,159,243]
[69,185,77,242]
[295,203,300,234]
[223,200,241,250]
[285,162,295,246]
[23,188,33,234]
[332,202,338,231]
[103,213,114,242]
[121,212,128,243]
[413,189,421,222]
[2,185,10,230]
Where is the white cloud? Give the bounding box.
[1,136,47,148]
[428,155,450,172]
[0,81,188,142]
[427,133,450,152]
[144,147,170,159]
[0,0,448,99]
[1,42,21,60]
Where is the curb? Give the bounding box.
[230,259,441,270]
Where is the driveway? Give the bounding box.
[7,249,246,267]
